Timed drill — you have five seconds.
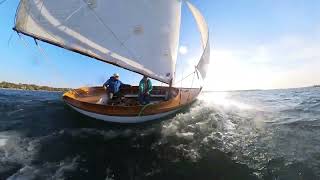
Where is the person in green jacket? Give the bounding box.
[139,75,153,105]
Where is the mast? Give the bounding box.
[168,79,173,99]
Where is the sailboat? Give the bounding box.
[13,0,210,123]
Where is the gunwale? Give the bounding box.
[63,86,201,117]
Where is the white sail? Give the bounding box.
[15,0,182,84]
[186,2,210,79]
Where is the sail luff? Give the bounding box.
[14,0,182,84]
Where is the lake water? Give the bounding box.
[0,87,319,180]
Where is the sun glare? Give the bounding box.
[199,92,252,109]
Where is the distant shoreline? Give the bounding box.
[0,81,71,92]
[0,87,64,93]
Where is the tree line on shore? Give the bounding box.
[0,81,71,92]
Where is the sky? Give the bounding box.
[0,0,320,91]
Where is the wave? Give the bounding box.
[0,88,320,179]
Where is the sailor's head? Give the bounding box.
[113,73,120,79]
[143,75,148,80]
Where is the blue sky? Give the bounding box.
[1,0,320,90]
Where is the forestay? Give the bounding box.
[15,0,182,84]
[186,2,210,80]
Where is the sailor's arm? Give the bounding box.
[119,81,131,88]
[103,79,110,89]
[139,81,144,94]
[147,80,153,94]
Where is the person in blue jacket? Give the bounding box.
[139,75,153,105]
[103,73,127,100]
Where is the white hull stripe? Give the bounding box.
[66,103,182,123]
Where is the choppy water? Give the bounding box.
[0,87,320,180]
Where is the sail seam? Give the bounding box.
[63,3,86,23]
[80,0,139,63]
[38,0,45,22]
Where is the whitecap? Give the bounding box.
[0,136,8,147]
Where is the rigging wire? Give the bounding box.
[7,31,14,47]
[179,67,186,105]
[187,71,196,102]
[17,33,74,92]
[33,39,81,94]
[17,32,32,49]
[173,71,195,86]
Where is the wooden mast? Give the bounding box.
[168,79,173,99]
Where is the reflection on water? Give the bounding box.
[199,91,252,109]
[0,88,320,179]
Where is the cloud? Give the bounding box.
[204,35,320,91]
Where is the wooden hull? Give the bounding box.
[63,86,201,123]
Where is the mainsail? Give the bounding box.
[186,2,210,80]
[14,0,210,84]
[14,0,182,84]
